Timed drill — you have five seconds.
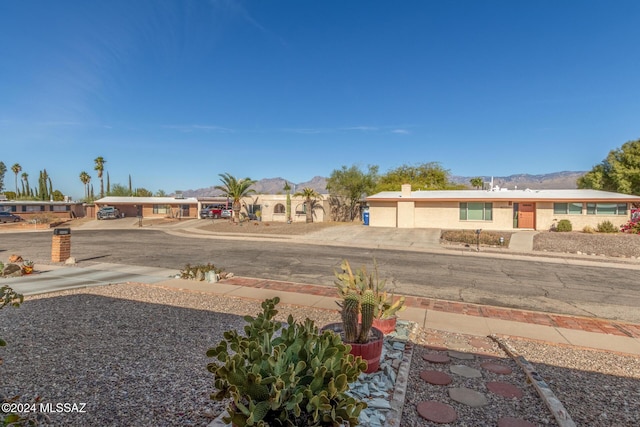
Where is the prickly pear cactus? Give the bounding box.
[206,297,367,426]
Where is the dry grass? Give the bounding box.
[196,219,351,235]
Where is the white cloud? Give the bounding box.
[391,129,410,135]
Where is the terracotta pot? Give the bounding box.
[322,323,384,374]
[22,266,33,275]
[372,316,397,334]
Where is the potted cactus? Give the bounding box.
[334,259,406,334]
[21,260,34,275]
[207,297,367,427]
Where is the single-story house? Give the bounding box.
[0,199,86,221]
[366,184,640,231]
[95,196,200,219]
[95,193,331,222]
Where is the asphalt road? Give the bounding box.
[1,229,639,323]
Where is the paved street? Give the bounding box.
[1,226,639,323]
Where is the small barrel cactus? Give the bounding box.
[341,291,360,343]
[358,289,376,343]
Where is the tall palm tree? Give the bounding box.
[94,156,106,198]
[79,171,91,200]
[283,181,292,222]
[21,172,29,197]
[214,173,256,223]
[294,187,321,223]
[11,163,21,194]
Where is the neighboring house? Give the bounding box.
[95,193,331,222]
[0,200,86,220]
[95,196,200,219]
[366,184,640,231]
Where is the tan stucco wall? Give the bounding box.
[397,201,415,228]
[412,201,514,230]
[369,202,397,227]
[536,202,631,231]
[244,194,329,223]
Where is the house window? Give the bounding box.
[153,205,170,214]
[459,202,493,221]
[52,205,70,212]
[554,203,583,214]
[25,205,44,212]
[274,203,285,214]
[586,203,627,215]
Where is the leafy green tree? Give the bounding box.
[293,187,321,223]
[326,164,379,221]
[11,163,21,194]
[3,191,16,200]
[79,171,91,200]
[470,177,484,189]
[94,156,106,198]
[134,188,152,197]
[107,183,131,196]
[0,161,6,192]
[155,189,167,197]
[214,173,256,223]
[375,162,457,192]
[51,190,64,201]
[578,139,640,195]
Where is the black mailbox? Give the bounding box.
[53,228,71,235]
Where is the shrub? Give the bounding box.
[441,230,511,246]
[582,225,595,234]
[597,220,618,233]
[620,217,640,234]
[179,263,223,280]
[207,297,367,426]
[556,219,572,232]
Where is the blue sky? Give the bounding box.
[1,0,639,199]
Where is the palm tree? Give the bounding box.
[21,172,29,197]
[94,156,106,198]
[214,173,256,223]
[470,177,484,190]
[11,163,21,195]
[294,187,321,223]
[79,171,91,200]
[283,181,292,223]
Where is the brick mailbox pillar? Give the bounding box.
[52,228,71,262]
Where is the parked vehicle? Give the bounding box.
[0,211,22,223]
[97,206,120,220]
[200,205,223,219]
[221,209,233,218]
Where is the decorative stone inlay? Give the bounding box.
[448,350,475,360]
[497,416,537,427]
[448,387,489,407]
[416,401,457,424]
[481,361,513,375]
[469,337,495,350]
[423,353,451,364]
[420,370,452,385]
[450,364,482,378]
[486,381,524,399]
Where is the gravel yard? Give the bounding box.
[2,284,639,426]
[533,231,640,259]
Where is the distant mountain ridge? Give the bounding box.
[182,171,585,197]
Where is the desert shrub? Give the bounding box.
[179,263,223,280]
[597,220,617,233]
[555,219,572,232]
[582,225,595,234]
[441,230,511,246]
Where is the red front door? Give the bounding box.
[518,203,535,228]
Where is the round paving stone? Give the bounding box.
[486,381,524,399]
[423,353,451,364]
[416,401,457,424]
[469,337,495,350]
[448,387,489,407]
[420,370,453,385]
[497,416,536,427]
[450,364,482,378]
[481,361,513,375]
[448,350,475,360]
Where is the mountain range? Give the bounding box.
[182,171,586,197]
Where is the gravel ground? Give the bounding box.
[533,231,640,259]
[2,284,639,426]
